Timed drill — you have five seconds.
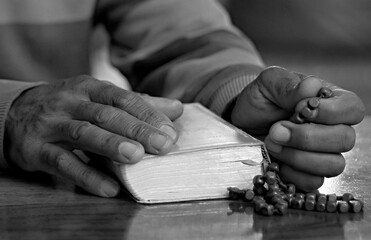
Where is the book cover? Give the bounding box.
[111,103,269,204]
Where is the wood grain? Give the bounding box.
[1,117,371,240]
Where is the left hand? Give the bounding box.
[229,66,365,191]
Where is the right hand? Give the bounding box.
[229,67,365,191]
[4,75,183,197]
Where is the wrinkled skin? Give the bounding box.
[5,67,365,197]
[231,66,365,192]
[5,75,183,197]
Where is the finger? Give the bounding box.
[265,138,345,177]
[72,102,175,154]
[139,94,184,121]
[231,67,322,134]
[80,78,178,141]
[257,68,323,111]
[267,121,356,153]
[39,143,120,197]
[52,119,147,162]
[293,88,365,126]
[279,163,325,192]
[313,89,364,125]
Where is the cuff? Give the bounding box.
[207,72,258,116]
[0,80,46,169]
[196,65,262,116]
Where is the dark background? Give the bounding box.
[223,0,371,114]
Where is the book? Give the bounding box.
[110,103,269,204]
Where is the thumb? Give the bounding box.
[231,66,323,135]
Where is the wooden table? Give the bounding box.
[1,118,371,240]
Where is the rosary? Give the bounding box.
[228,87,364,216]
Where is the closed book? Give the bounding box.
[111,103,269,204]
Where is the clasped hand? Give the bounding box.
[231,66,365,191]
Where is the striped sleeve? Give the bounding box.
[0,80,46,168]
[98,0,265,116]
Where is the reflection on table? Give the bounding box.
[1,117,371,240]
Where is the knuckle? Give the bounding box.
[54,154,71,172]
[78,167,96,188]
[70,121,92,141]
[73,75,97,89]
[92,106,112,124]
[126,122,148,139]
[137,109,162,124]
[115,91,142,109]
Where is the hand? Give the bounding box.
[230,67,365,191]
[5,75,183,197]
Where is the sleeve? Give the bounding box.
[97,0,265,116]
[0,80,45,168]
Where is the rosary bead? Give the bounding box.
[349,200,363,213]
[306,193,316,202]
[308,98,320,109]
[292,198,305,210]
[254,201,267,213]
[253,175,265,187]
[318,87,333,98]
[253,186,267,196]
[265,171,277,185]
[228,187,243,200]
[253,195,265,203]
[286,196,295,207]
[295,193,306,200]
[338,201,350,213]
[274,203,288,215]
[327,194,337,202]
[271,195,284,205]
[260,204,274,216]
[317,194,327,204]
[268,183,281,191]
[305,199,316,211]
[316,202,326,212]
[265,188,282,200]
[244,189,255,201]
[342,193,355,202]
[268,162,280,173]
[326,201,338,213]
[286,184,296,195]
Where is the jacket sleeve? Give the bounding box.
[98,0,265,115]
[0,80,45,168]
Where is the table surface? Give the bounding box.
[1,118,371,240]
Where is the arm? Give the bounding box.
[99,0,365,191]
[97,0,264,115]
[0,80,45,168]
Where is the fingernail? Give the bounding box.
[150,133,171,152]
[265,138,283,154]
[308,98,320,109]
[101,180,119,197]
[118,142,140,161]
[160,125,178,141]
[290,112,304,124]
[300,106,312,118]
[270,125,291,143]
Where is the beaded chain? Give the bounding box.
[228,87,364,216]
